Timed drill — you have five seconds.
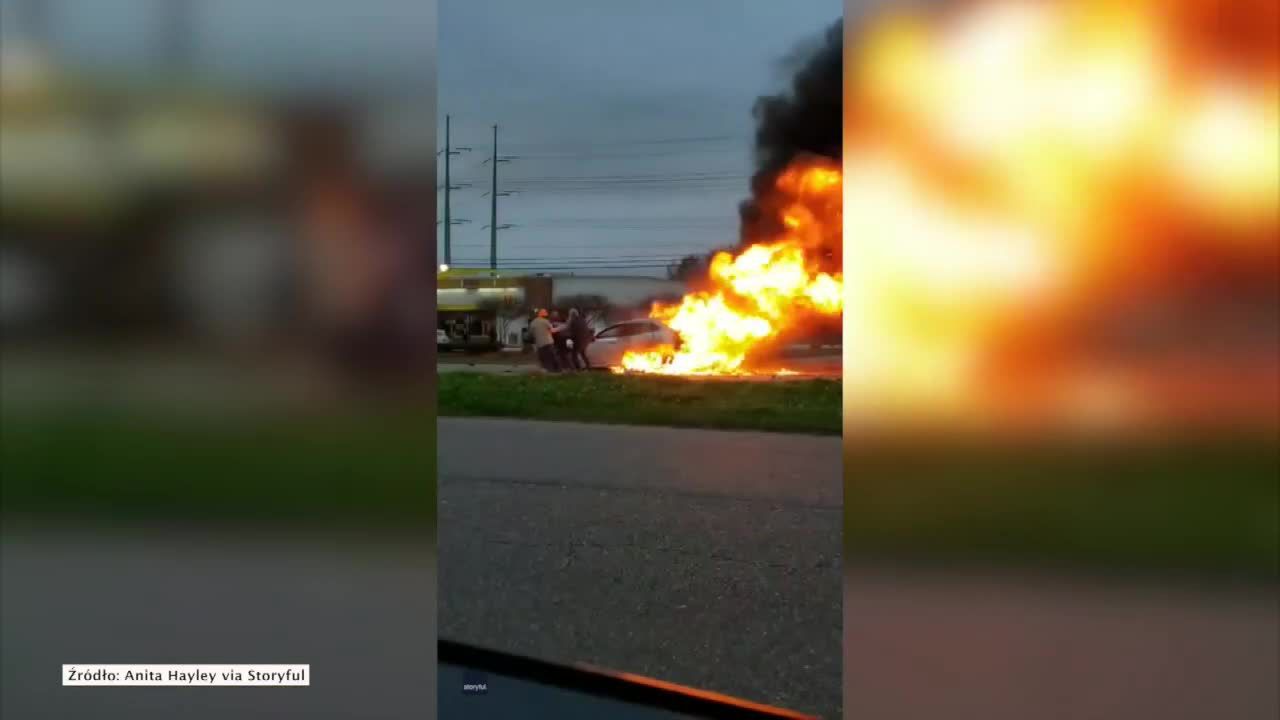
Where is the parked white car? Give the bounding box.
[437,329,451,346]
[584,319,679,368]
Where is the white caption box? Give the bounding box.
[63,664,309,686]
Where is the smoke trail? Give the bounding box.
[740,18,843,269]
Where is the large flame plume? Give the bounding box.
[621,158,843,375]
[844,0,1279,428]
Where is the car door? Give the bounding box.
[622,323,653,349]
[588,323,630,366]
[643,321,669,347]
[631,321,677,351]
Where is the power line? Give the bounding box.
[493,185,744,197]
[449,255,719,264]
[512,147,745,160]
[439,121,756,265]
[447,255,692,260]
[448,262,711,270]
[504,171,747,181]
[450,174,748,187]
[445,254,707,261]
[495,176,748,195]
[451,243,728,250]
[499,134,748,151]
[447,263,681,271]
[453,225,734,234]
[446,252,701,261]
[520,215,730,223]
[503,178,747,188]
[517,223,732,231]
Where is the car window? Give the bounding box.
[597,323,650,339]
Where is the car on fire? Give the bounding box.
[585,319,679,369]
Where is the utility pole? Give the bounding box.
[489,125,499,270]
[482,124,518,271]
[438,115,472,267]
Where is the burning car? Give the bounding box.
[586,319,679,370]
[602,19,843,379]
[619,158,844,376]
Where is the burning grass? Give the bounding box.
[438,373,841,435]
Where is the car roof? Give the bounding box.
[604,319,662,328]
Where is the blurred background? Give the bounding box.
[1,1,437,718]
[842,0,1277,718]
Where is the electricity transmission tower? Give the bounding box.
[481,124,519,270]
[438,114,472,267]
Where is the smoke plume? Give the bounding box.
[740,18,843,269]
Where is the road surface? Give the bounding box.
[1,526,435,720]
[846,567,1278,720]
[437,417,843,718]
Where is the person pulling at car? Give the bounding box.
[550,310,574,371]
[529,309,560,372]
[567,308,592,370]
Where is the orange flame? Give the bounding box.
[621,159,843,375]
[844,0,1279,427]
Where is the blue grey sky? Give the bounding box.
[1,1,842,277]
[0,0,436,96]
[438,0,842,275]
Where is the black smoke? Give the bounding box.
[739,18,843,256]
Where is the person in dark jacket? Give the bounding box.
[568,308,593,369]
[550,310,574,370]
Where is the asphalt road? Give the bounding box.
[437,417,843,718]
[1,526,436,720]
[846,568,1278,720]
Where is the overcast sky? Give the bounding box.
[438,0,842,276]
[1,0,842,277]
[0,0,435,96]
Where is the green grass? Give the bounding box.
[7,369,1271,578]
[845,433,1279,579]
[1,408,436,528]
[438,372,842,435]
